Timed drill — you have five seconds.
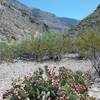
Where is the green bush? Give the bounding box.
[77,30,100,58]
[0,40,18,61]
[21,32,72,58]
[0,32,72,61]
[3,66,95,100]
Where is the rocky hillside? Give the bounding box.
[69,4,100,35]
[0,0,47,39]
[0,0,79,39]
[31,8,79,32]
[58,17,79,28]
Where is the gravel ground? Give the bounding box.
[0,54,93,99]
[88,83,100,100]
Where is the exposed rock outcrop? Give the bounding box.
[0,0,47,39]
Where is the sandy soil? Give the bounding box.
[88,83,100,100]
[0,54,92,99]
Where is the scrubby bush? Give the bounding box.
[77,30,100,58]
[77,30,100,76]
[3,66,95,100]
[0,31,72,61]
[0,40,19,61]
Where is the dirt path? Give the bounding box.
[0,54,92,99]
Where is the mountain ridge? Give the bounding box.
[2,0,79,35]
[69,4,100,35]
[31,8,79,31]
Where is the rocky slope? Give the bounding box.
[0,0,47,39]
[69,4,100,35]
[0,0,79,39]
[31,8,79,32]
[58,17,79,28]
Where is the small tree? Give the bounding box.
[78,30,100,77]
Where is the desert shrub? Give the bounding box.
[0,31,71,61]
[35,32,71,58]
[22,32,72,59]
[3,66,95,100]
[77,30,100,76]
[0,40,19,61]
[77,30,100,58]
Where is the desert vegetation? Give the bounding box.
[77,30,100,58]
[0,30,100,75]
[0,31,72,61]
[1,30,100,61]
[77,30,100,77]
[3,66,95,100]
[0,30,100,99]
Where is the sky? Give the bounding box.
[19,0,100,20]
